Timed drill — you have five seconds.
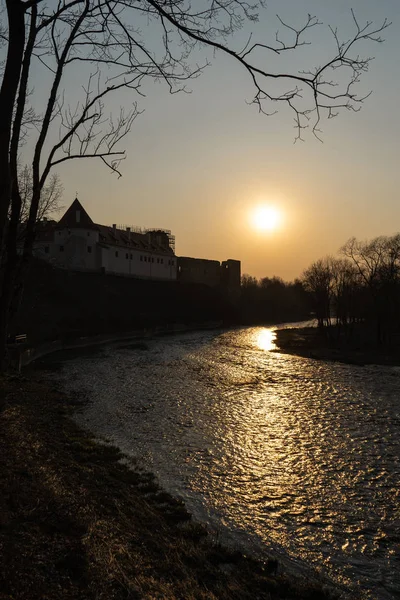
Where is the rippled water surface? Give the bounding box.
[58,326,400,599]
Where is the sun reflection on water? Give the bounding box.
[64,326,400,599]
[256,328,277,351]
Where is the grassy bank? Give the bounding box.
[0,370,337,600]
[275,326,400,366]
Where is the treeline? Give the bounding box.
[240,275,310,324]
[302,234,400,344]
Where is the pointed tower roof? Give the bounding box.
[56,198,98,230]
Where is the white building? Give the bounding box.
[34,198,177,281]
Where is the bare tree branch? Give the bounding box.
[0,0,391,365]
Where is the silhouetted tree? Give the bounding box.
[260,277,290,321]
[302,258,334,329]
[241,274,310,324]
[0,1,390,368]
[342,235,400,343]
[241,275,258,288]
[300,233,400,347]
[16,166,64,224]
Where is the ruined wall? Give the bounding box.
[178,256,241,291]
[178,257,222,287]
[221,259,241,290]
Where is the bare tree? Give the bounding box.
[341,236,388,289]
[241,274,258,288]
[0,1,390,368]
[327,257,362,338]
[302,258,334,329]
[17,165,64,223]
[341,235,400,343]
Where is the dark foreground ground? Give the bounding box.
[0,370,337,600]
[275,325,400,366]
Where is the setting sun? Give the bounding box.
[251,206,281,232]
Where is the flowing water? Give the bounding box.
[56,325,400,599]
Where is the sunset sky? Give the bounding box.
[51,0,400,281]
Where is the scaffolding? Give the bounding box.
[115,224,143,234]
[145,228,176,253]
[113,224,176,253]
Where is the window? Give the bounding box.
[144,256,147,262]
[87,246,92,253]
[171,260,174,266]
[126,253,129,259]
[44,246,49,254]
[76,210,80,223]
[87,232,90,237]
[152,257,154,263]
[130,253,133,260]
[140,255,143,261]
[157,258,160,264]
[58,231,61,236]
[59,245,64,252]
[161,258,163,264]
[115,251,119,257]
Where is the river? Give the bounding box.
[55,324,400,599]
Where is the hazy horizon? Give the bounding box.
[38,0,400,282]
